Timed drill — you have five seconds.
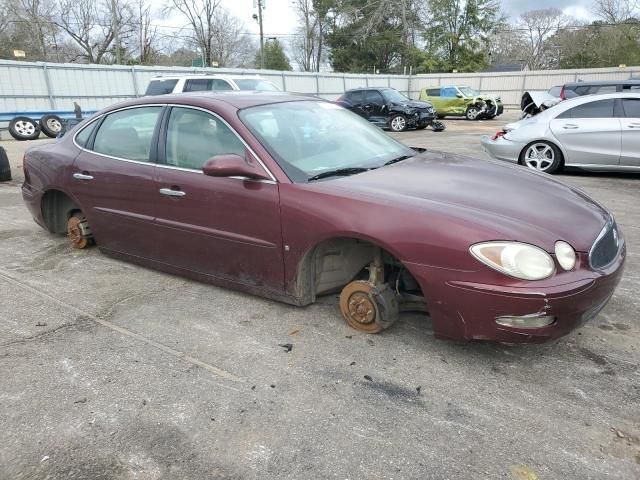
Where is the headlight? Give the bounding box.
[555,241,576,270]
[470,241,555,280]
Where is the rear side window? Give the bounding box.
[559,99,615,119]
[184,79,213,92]
[591,85,616,94]
[165,107,245,170]
[441,87,458,97]
[622,98,640,118]
[349,91,364,103]
[145,79,178,95]
[92,107,162,162]
[75,121,97,147]
[426,89,440,96]
[211,79,234,91]
[364,90,384,104]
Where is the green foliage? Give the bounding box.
[423,0,501,72]
[255,39,292,71]
[555,21,640,68]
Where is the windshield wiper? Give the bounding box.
[307,167,373,182]
[383,154,415,166]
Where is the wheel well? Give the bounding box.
[293,237,423,305]
[41,190,81,234]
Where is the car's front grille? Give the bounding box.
[589,218,621,270]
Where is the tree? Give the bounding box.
[132,0,160,65]
[593,0,638,23]
[209,8,256,67]
[166,0,220,67]
[254,39,292,70]
[323,0,422,73]
[423,0,502,72]
[290,0,324,71]
[517,9,569,70]
[54,0,135,64]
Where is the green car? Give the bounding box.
[419,85,503,120]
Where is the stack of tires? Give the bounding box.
[8,114,64,141]
[0,146,10,182]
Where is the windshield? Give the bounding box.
[240,101,415,182]
[458,86,480,97]
[234,79,280,91]
[382,89,410,103]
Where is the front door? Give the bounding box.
[153,106,284,291]
[550,99,621,166]
[363,89,386,126]
[620,97,640,167]
[71,106,163,258]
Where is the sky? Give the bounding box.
[212,0,598,38]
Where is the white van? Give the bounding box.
[144,75,280,96]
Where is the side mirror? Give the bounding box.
[202,154,271,181]
[455,93,463,98]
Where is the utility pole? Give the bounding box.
[112,0,121,65]
[257,0,264,69]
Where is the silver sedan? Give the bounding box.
[481,92,640,174]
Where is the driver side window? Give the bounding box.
[165,107,245,170]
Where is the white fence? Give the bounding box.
[1,59,640,114]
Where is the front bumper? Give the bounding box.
[406,246,626,343]
[409,110,437,127]
[481,135,523,163]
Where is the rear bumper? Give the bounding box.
[21,184,46,229]
[481,135,522,163]
[406,246,626,343]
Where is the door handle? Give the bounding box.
[562,124,579,129]
[159,187,186,197]
[73,173,94,180]
[628,123,640,128]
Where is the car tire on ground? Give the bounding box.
[0,146,11,182]
[519,141,563,174]
[389,114,408,132]
[465,106,481,121]
[39,114,64,138]
[8,116,40,141]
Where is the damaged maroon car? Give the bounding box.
[22,92,625,343]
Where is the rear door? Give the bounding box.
[620,97,640,166]
[550,99,621,165]
[346,90,366,118]
[153,105,284,291]
[71,105,163,257]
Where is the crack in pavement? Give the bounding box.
[0,268,244,388]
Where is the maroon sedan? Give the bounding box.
[22,92,625,343]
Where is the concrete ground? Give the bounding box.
[0,113,638,480]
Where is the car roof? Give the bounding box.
[150,74,266,81]
[345,87,394,92]
[564,79,640,88]
[537,91,640,118]
[106,91,320,111]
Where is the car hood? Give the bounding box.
[320,151,609,253]
[392,100,433,109]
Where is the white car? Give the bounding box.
[144,75,280,96]
[482,92,640,174]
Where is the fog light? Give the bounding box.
[496,314,555,329]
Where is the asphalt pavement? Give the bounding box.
[0,113,638,479]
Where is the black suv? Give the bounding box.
[561,79,640,99]
[336,87,441,132]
